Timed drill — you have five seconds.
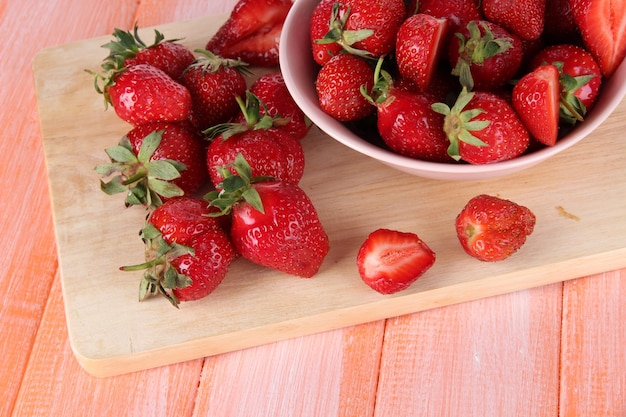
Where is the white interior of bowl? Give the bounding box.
[280,0,626,180]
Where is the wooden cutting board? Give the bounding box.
[34,13,626,378]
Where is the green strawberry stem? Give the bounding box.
[452,21,513,91]
[315,2,374,59]
[432,87,489,160]
[120,223,194,308]
[94,130,186,208]
[205,154,269,216]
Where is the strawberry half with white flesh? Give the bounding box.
[205,0,292,66]
[357,229,436,294]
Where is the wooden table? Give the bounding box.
[2,0,625,415]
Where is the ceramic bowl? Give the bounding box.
[279,0,626,181]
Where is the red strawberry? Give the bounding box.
[101,24,195,79]
[205,0,292,66]
[362,63,452,162]
[311,0,406,61]
[432,88,530,164]
[95,63,192,126]
[315,53,375,122]
[569,0,626,77]
[357,228,436,294]
[206,92,305,186]
[448,20,523,91]
[310,0,349,65]
[530,44,603,123]
[417,0,483,33]
[123,220,237,306]
[455,194,536,262]
[206,155,329,278]
[148,196,229,245]
[482,0,546,41]
[95,122,207,208]
[244,72,311,140]
[512,64,561,146]
[178,50,249,132]
[395,13,449,93]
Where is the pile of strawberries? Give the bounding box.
[311,0,626,164]
[91,0,333,307]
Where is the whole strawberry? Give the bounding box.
[482,0,545,41]
[95,122,207,208]
[433,88,530,164]
[178,50,249,132]
[123,216,237,307]
[417,0,483,33]
[101,24,195,79]
[315,53,375,122]
[362,61,452,162]
[448,20,523,91]
[205,0,292,66]
[310,0,349,65]
[244,72,311,140]
[395,13,449,92]
[206,155,329,278]
[95,63,193,126]
[205,92,305,187]
[357,228,436,294]
[455,194,536,262]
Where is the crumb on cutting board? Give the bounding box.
[556,206,581,221]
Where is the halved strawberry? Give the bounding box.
[205,0,292,66]
[357,228,436,295]
[512,64,561,146]
[395,13,449,92]
[569,0,626,77]
[455,194,536,262]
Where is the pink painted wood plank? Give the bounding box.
[560,271,626,417]
[373,284,563,416]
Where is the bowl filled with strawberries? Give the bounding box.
[279,0,626,181]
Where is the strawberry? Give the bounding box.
[569,0,626,77]
[122,219,237,306]
[178,50,249,132]
[362,60,452,162]
[417,0,484,33]
[206,155,329,278]
[530,44,603,123]
[311,0,406,61]
[244,72,311,140]
[395,13,449,92]
[95,122,207,208]
[205,0,292,66]
[148,196,229,245]
[310,0,350,65]
[100,24,195,80]
[356,228,436,295]
[205,92,305,186]
[448,20,523,91]
[482,0,546,41]
[432,88,530,164]
[455,194,536,262]
[512,64,561,146]
[93,63,192,126]
[315,53,375,121]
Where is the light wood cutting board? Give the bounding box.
[34,13,626,377]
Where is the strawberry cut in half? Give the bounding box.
[512,64,561,146]
[357,229,436,295]
[205,0,293,66]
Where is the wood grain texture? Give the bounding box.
[0,0,139,415]
[560,271,626,417]
[374,284,562,416]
